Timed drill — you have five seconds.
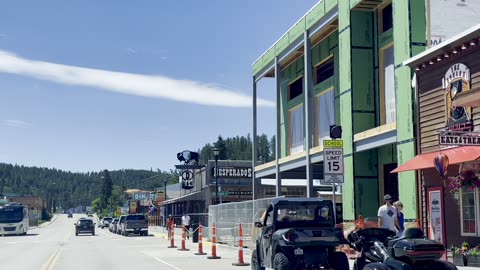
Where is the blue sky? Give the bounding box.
[0,0,319,172]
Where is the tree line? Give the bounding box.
[0,133,275,212]
[197,134,275,164]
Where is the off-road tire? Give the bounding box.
[251,249,265,270]
[330,251,349,270]
[273,253,292,270]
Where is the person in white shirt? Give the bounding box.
[181,213,191,239]
[378,194,400,233]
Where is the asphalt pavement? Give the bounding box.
[1,215,476,270]
[0,214,253,270]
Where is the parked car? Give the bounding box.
[75,218,95,236]
[109,218,119,232]
[251,198,348,270]
[67,213,73,218]
[120,214,148,236]
[115,215,126,234]
[101,217,113,229]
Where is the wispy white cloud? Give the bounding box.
[0,50,274,108]
[126,48,137,54]
[5,120,32,128]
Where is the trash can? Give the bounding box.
[192,223,199,243]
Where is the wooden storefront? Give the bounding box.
[398,25,480,251]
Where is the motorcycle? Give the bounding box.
[347,226,458,270]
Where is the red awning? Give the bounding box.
[390,146,480,173]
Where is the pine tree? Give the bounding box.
[269,135,276,161]
[214,135,228,160]
[100,170,113,210]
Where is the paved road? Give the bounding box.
[1,215,475,270]
[0,214,252,270]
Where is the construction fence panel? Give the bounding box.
[206,196,284,248]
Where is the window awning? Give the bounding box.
[390,146,480,173]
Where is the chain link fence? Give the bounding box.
[206,196,284,248]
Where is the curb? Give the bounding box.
[36,214,58,229]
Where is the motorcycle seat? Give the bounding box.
[386,228,425,247]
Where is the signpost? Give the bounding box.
[323,139,344,224]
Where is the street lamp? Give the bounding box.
[213,148,220,205]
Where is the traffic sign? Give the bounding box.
[323,139,343,148]
[322,175,344,184]
[323,140,344,183]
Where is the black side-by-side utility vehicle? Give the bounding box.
[251,197,349,270]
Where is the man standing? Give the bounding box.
[378,194,400,233]
[181,213,191,239]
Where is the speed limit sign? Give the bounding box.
[323,140,344,183]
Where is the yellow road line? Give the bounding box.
[47,249,62,270]
[40,248,62,270]
[63,229,73,241]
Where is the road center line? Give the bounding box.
[40,248,61,270]
[63,229,73,241]
[153,257,183,270]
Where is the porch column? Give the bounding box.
[275,56,282,197]
[304,31,314,198]
[252,76,259,200]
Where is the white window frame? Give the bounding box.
[288,104,304,155]
[459,188,480,236]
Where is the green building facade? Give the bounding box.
[251,0,426,224]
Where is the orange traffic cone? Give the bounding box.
[168,223,177,248]
[232,224,249,266]
[178,225,190,251]
[207,223,221,259]
[195,223,207,255]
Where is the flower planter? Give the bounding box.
[453,253,467,266]
[467,255,480,267]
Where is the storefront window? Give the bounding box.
[316,89,335,146]
[460,189,478,236]
[289,105,304,154]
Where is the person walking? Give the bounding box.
[167,214,174,240]
[378,194,400,233]
[181,213,191,239]
[394,201,405,233]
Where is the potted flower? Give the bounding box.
[448,170,480,193]
[465,245,480,267]
[452,245,467,266]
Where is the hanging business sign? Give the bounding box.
[439,134,480,146]
[443,63,473,132]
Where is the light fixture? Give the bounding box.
[429,60,434,65]
[470,40,476,46]
[437,57,442,62]
[453,49,458,54]
[461,44,467,50]
[415,67,420,71]
[422,64,427,68]
[444,53,449,58]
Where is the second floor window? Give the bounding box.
[316,89,335,146]
[289,77,303,101]
[289,105,304,154]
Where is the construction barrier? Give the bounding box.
[207,223,221,259]
[178,225,190,251]
[168,223,177,248]
[195,223,207,255]
[232,224,249,266]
